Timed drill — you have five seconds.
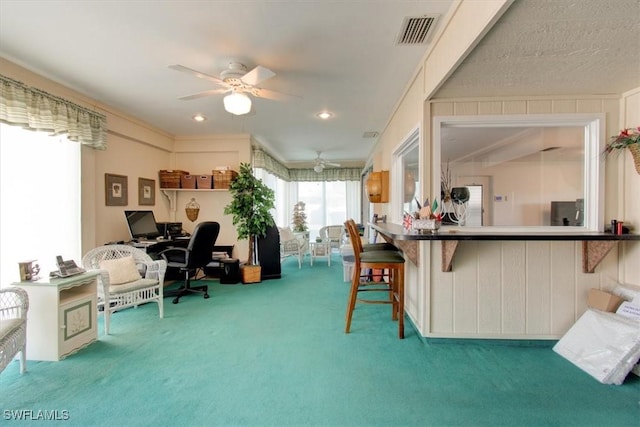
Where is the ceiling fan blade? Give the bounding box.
[325,161,341,167]
[250,87,298,102]
[178,88,229,101]
[241,65,275,86]
[169,64,225,85]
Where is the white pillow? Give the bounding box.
[278,227,295,242]
[99,256,141,285]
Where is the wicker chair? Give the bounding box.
[82,245,166,335]
[278,227,308,268]
[319,225,345,251]
[0,287,29,374]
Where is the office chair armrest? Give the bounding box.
[158,246,189,264]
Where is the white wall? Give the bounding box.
[370,0,639,339]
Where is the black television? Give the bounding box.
[124,210,161,240]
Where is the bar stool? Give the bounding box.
[345,219,397,252]
[344,219,406,339]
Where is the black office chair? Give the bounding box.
[158,221,220,304]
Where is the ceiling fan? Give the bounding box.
[313,151,341,173]
[169,62,292,115]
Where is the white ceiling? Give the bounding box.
[1,0,638,167]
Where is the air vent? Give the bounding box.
[362,131,379,139]
[397,15,438,45]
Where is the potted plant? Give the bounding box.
[604,126,640,175]
[292,201,309,239]
[224,163,275,283]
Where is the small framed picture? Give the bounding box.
[138,177,155,206]
[105,173,128,206]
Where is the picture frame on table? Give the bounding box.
[105,173,128,206]
[138,177,156,206]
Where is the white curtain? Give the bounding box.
[0,124,81,285]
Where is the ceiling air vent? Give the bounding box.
[396,15,438,45]
[362,131,379,139]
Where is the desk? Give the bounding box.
[14,271,99,361]
[129,237,190,255]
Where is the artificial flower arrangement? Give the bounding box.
[403,198,442,233]
[604,126,640,175]
[604,127,639,153]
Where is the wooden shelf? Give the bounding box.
[160,188,229,219]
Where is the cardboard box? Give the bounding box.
[587,288,624,312]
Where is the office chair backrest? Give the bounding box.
[187,221,221,267]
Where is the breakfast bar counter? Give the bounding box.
[367,222,639,340]
[369,222,640,272]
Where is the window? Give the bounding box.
[433,114,604,231]
[255,167,361,238]
[0,124,81,285]
[393,127,420,223]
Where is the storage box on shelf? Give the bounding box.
[180,174,197,189]
[213,170,238,189]
[159,170,189,188]
[196,175,213,189]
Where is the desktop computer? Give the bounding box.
[156,222,184,239]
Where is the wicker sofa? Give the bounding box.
[0,287,29,375]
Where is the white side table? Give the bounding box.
[13,271,99,361]
[310,241,331,266]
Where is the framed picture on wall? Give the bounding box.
[105,173,128,206]
[138,177,155,206]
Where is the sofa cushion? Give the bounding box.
[99,256,141,285]
[110,278,159,293]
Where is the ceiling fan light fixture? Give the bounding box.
[224,91,252,115]
[314,164,324,173]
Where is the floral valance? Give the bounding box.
[0,75,107,149]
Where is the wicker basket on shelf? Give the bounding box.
[159,170,189,188]
[212,170,239,189]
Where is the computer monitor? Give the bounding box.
[124,210,161,240]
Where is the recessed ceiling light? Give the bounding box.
[192,114,207,122]
[316,111,333,120]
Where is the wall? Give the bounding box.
[370,0,639,339]
[620,88,640,284]
[171,134,252,260]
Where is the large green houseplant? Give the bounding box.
[224,163,275,282]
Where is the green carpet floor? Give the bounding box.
[1,255,639,426]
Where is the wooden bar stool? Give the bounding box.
[344,219,406,339]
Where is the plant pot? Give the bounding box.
[628,144,640,175]
[241,265,261,284]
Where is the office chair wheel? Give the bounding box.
[172,297,180,304]
[204,293,210,299]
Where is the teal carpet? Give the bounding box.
[1,255,639,426]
